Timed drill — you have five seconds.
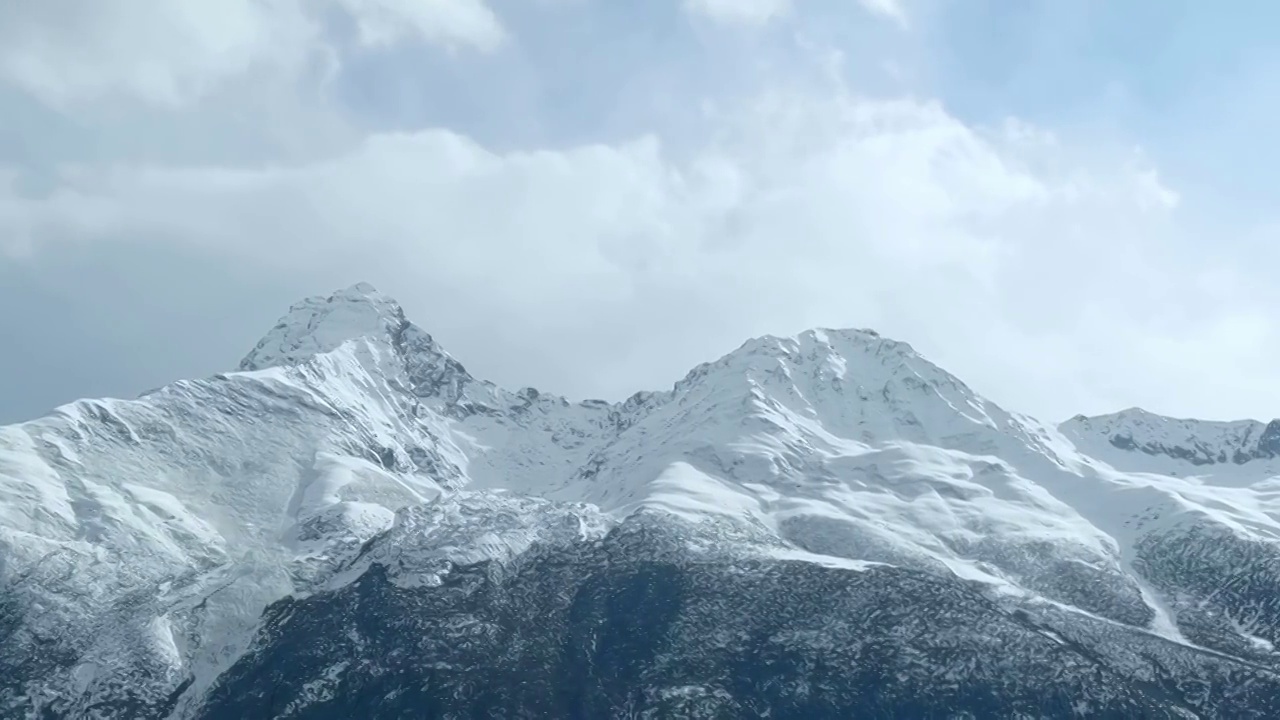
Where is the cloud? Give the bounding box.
[0,0,309,108]
[0,0,505,109]
[859,0,908,26]
[683,0,791,26]
[5,0,1279,427]
[9,80,1266,424]
[333,0,505,51]
[682,0,907,27]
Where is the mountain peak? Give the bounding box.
[719,327,912,366]
[718,326,958,394]
[237,284,481,408]
[238,283,408,372]
[652,324,1012,451]
[1060,408,1280,466]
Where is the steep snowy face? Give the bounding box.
[240,283,408,372]
[681,328,1010,443]
[1061,408,1280,469]
[558,326,1067,517]
[238,282,480,407]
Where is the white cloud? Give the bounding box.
[859,0,908,26]
[10,84,1271,423]
[683,0,791,26]
[683,0,907,27]
[0,0,506,109]
[333,0,506,51]
[0,0,311,108]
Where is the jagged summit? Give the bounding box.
[235,286,977,427]
[232,283,502,422]
[238,282,407,371]
[231,286,1032,459]
[669,326,959,398]
[674,325,1006,441]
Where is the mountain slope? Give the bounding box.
[3,284,1280,718]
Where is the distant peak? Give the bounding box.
[238,284,409,372]
[681,325,976,406]
[731,327,909,361]
[1065,407,1256,428]
[1078,407,1158,424]
[766,327,932,374]
[236,284,480,404]
[1060,408,1280,466]
[802,327,918,355]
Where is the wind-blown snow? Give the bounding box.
[4,282,1280,717]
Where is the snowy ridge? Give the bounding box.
[4,283,1280,718]
[1062,407,1280,468]
[239,282,412,373]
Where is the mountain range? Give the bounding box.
[3,283,1280,718]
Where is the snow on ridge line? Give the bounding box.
[220,284,1001,436]
[26,281,1265,451]
[1063,407,1269,436]
[238,282,410,372]
[1061,406,1280,467]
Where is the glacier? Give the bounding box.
[2,283,1280,718]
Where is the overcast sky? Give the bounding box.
[3,0,1280,425]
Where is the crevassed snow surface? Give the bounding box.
[3,283,1280,717]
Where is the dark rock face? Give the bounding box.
[192,516,1280,720]
[8,507,1280,719]
[1135,520,1280,661]
[1108,433,1227,466]
[1,570,199,720]
[1257,420,1280,459]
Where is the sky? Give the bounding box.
[2,0,1280,425]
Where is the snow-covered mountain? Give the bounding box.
[3,283,1280,718]
[1063,407,1280,468]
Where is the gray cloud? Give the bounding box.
[1,0,1277,427]
[0,241,302,420]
